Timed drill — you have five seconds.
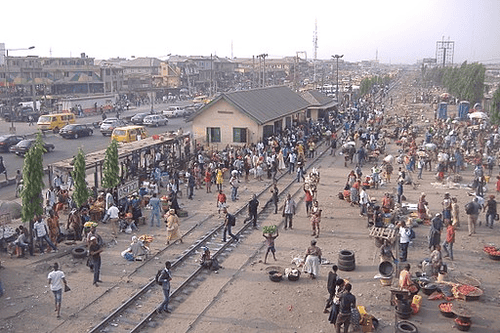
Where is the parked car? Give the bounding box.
[100,117,127,136]
[130,112,151,125]
[10,139,54,156]
[162,106,186,118]
[0,135,26,152]
[59,124,94,139]
[143,114,168,127]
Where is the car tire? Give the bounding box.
[339,250,355,261]
[72,246,87,259]
[396,321,418,333]
[155,122,159,127]
[53,127,59,134]
[74,133,79,139]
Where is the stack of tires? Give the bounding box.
[338,250,355,271]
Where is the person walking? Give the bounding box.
[303,239,322,279]
[157,261,172,314]
[282,194,296,230]
[33,215,58,254]
[187,172,195,200]
[245,194,259,229]
[359,186,369,217]
[222,208,239,242]
[149,193,162,227]
[397,179,404,205]
[310,200,322,238]
[323,265,339,313]
[47,262,68,318]
[165,209,182,245]
[335,283,356,333]
[229,170,240,201]
[429,213,443,251]
[442,223,455,261]
[484,194,497,229]
[451,197,460,228]
[304,186,313,216]
[216,190,227,218]
[266,183,279,214]
[465,197,481,236]
[89,236,103,286]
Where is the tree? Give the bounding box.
[424,62,485,104]
[491,86,500,125]
[72,148,90,207]
[102,139,120,189]
[21,132,45,255]
[21,132,45,223]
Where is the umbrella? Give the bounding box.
[440,93,451,99]
[424,143,437,151]
[468,112,488,119]
[383,155,394,164]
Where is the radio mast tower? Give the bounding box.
[313,19,318,61]
[313,19,318,82]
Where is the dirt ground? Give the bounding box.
[1,73,500,333]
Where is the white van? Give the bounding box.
[162,106,185,118]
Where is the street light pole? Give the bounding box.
[332,54,343,107]
[3,46,35,132]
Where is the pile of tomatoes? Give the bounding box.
[457,284,478,295]
[483,246,500,256]
[439,302,453,313]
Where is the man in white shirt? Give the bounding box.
[398,221,413,262]
[47,262,67,318]
[107,203,120,234]
[33,216,58,254]
[359,186,370,217]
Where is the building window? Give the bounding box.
[207,127,221,143]
[233,128,247,143]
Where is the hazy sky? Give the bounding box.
[2,0,499,64]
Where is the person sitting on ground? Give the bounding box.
[399,263,418,293]
[121,236,148,261]
[382,192,394,213]
[379,240,396,263]
[199,247,220,271]
[342,184,351,202]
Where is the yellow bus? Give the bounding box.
[37,113,76,133]
[111,125,147,143]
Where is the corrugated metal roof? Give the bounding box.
[219,86,310,124]
[300,90,334,107]
[120,57,162,67]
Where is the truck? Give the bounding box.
[3,104,40,122]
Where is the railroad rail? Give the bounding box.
[85,141,332,333]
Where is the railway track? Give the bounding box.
[81,140,333,333]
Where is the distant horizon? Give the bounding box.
[2,0,499,66]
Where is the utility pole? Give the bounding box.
[257,53,268,88]
[252,55,255,89]
[332,54,343,106]
[313,19,318,83]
